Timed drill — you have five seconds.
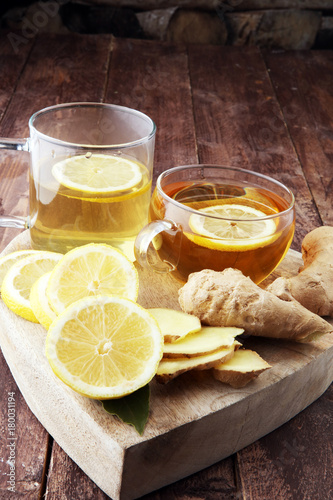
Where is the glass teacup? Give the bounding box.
[134,164,295,283]
[0,102,156,257]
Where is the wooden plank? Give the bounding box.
[0,32,112,252]
[263,50,333,226]
[0,34,33,122]
[187,44,322,250]
[0,347,50,498]
[46,441,238,499]
[45,441,109,499]
[104,38,198,180]
[1,231,332,500]
[141,458,238,499]
[237,383,333,499]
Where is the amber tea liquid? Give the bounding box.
[149,180,295,283]
[30,159,151,254]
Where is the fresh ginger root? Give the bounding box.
[267,226,333,317]
[178,268,333,342]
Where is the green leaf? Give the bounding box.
[101,384,150,435]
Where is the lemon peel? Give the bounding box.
[1,251,63,322]
[30,272,57,329]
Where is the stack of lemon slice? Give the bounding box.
[0,243,163,400]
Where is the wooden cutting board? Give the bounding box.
[1,231,333,500]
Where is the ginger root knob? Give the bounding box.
[268,226,333,317]
[178,268,332,342]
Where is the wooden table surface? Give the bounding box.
[0,32,332,500]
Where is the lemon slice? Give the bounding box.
[30,272,57,329]
[0,249,40,288]
[188,204,277,251]
[1,251,63,322]
[45,295,163,399]
[47,243,139,315]
[52,154,143,194]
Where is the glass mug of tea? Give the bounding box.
[134,165,295,283]
[0,102,156,257]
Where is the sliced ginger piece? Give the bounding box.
[147,308,201,342]
[163,326,244,358]
[212,349,271,388]
[156,342,240,384]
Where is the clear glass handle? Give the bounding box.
[0,138,30,151]
[134,219,182,273]
[0,215,28,229]
[0,137,30,229]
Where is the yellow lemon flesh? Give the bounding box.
[45,295,163,399]
[47,243,139,315]
[52,154,143,195]
[0,249,40,288]
[188,203,277,251]
[1,251,63,322]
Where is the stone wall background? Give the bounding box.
[1,0,333,49]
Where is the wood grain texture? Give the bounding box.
[105,38,198,179]
[141,457,238,500]
[45,441,110,500]
[0,231,332,500]
[0,348,50,498]
[187,44,322,250]
[237,383,333,499]
[263,50,333,226]
[0,35,33,122]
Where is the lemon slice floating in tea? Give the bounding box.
[45,295,163,399]
[46,243,139,314]
[1,251,63,322]
[52,154,143,194]
[188,203,277,251]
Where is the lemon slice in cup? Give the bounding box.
[188,204,277,251]
[45,295,163,399]
[52,154,143,194]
